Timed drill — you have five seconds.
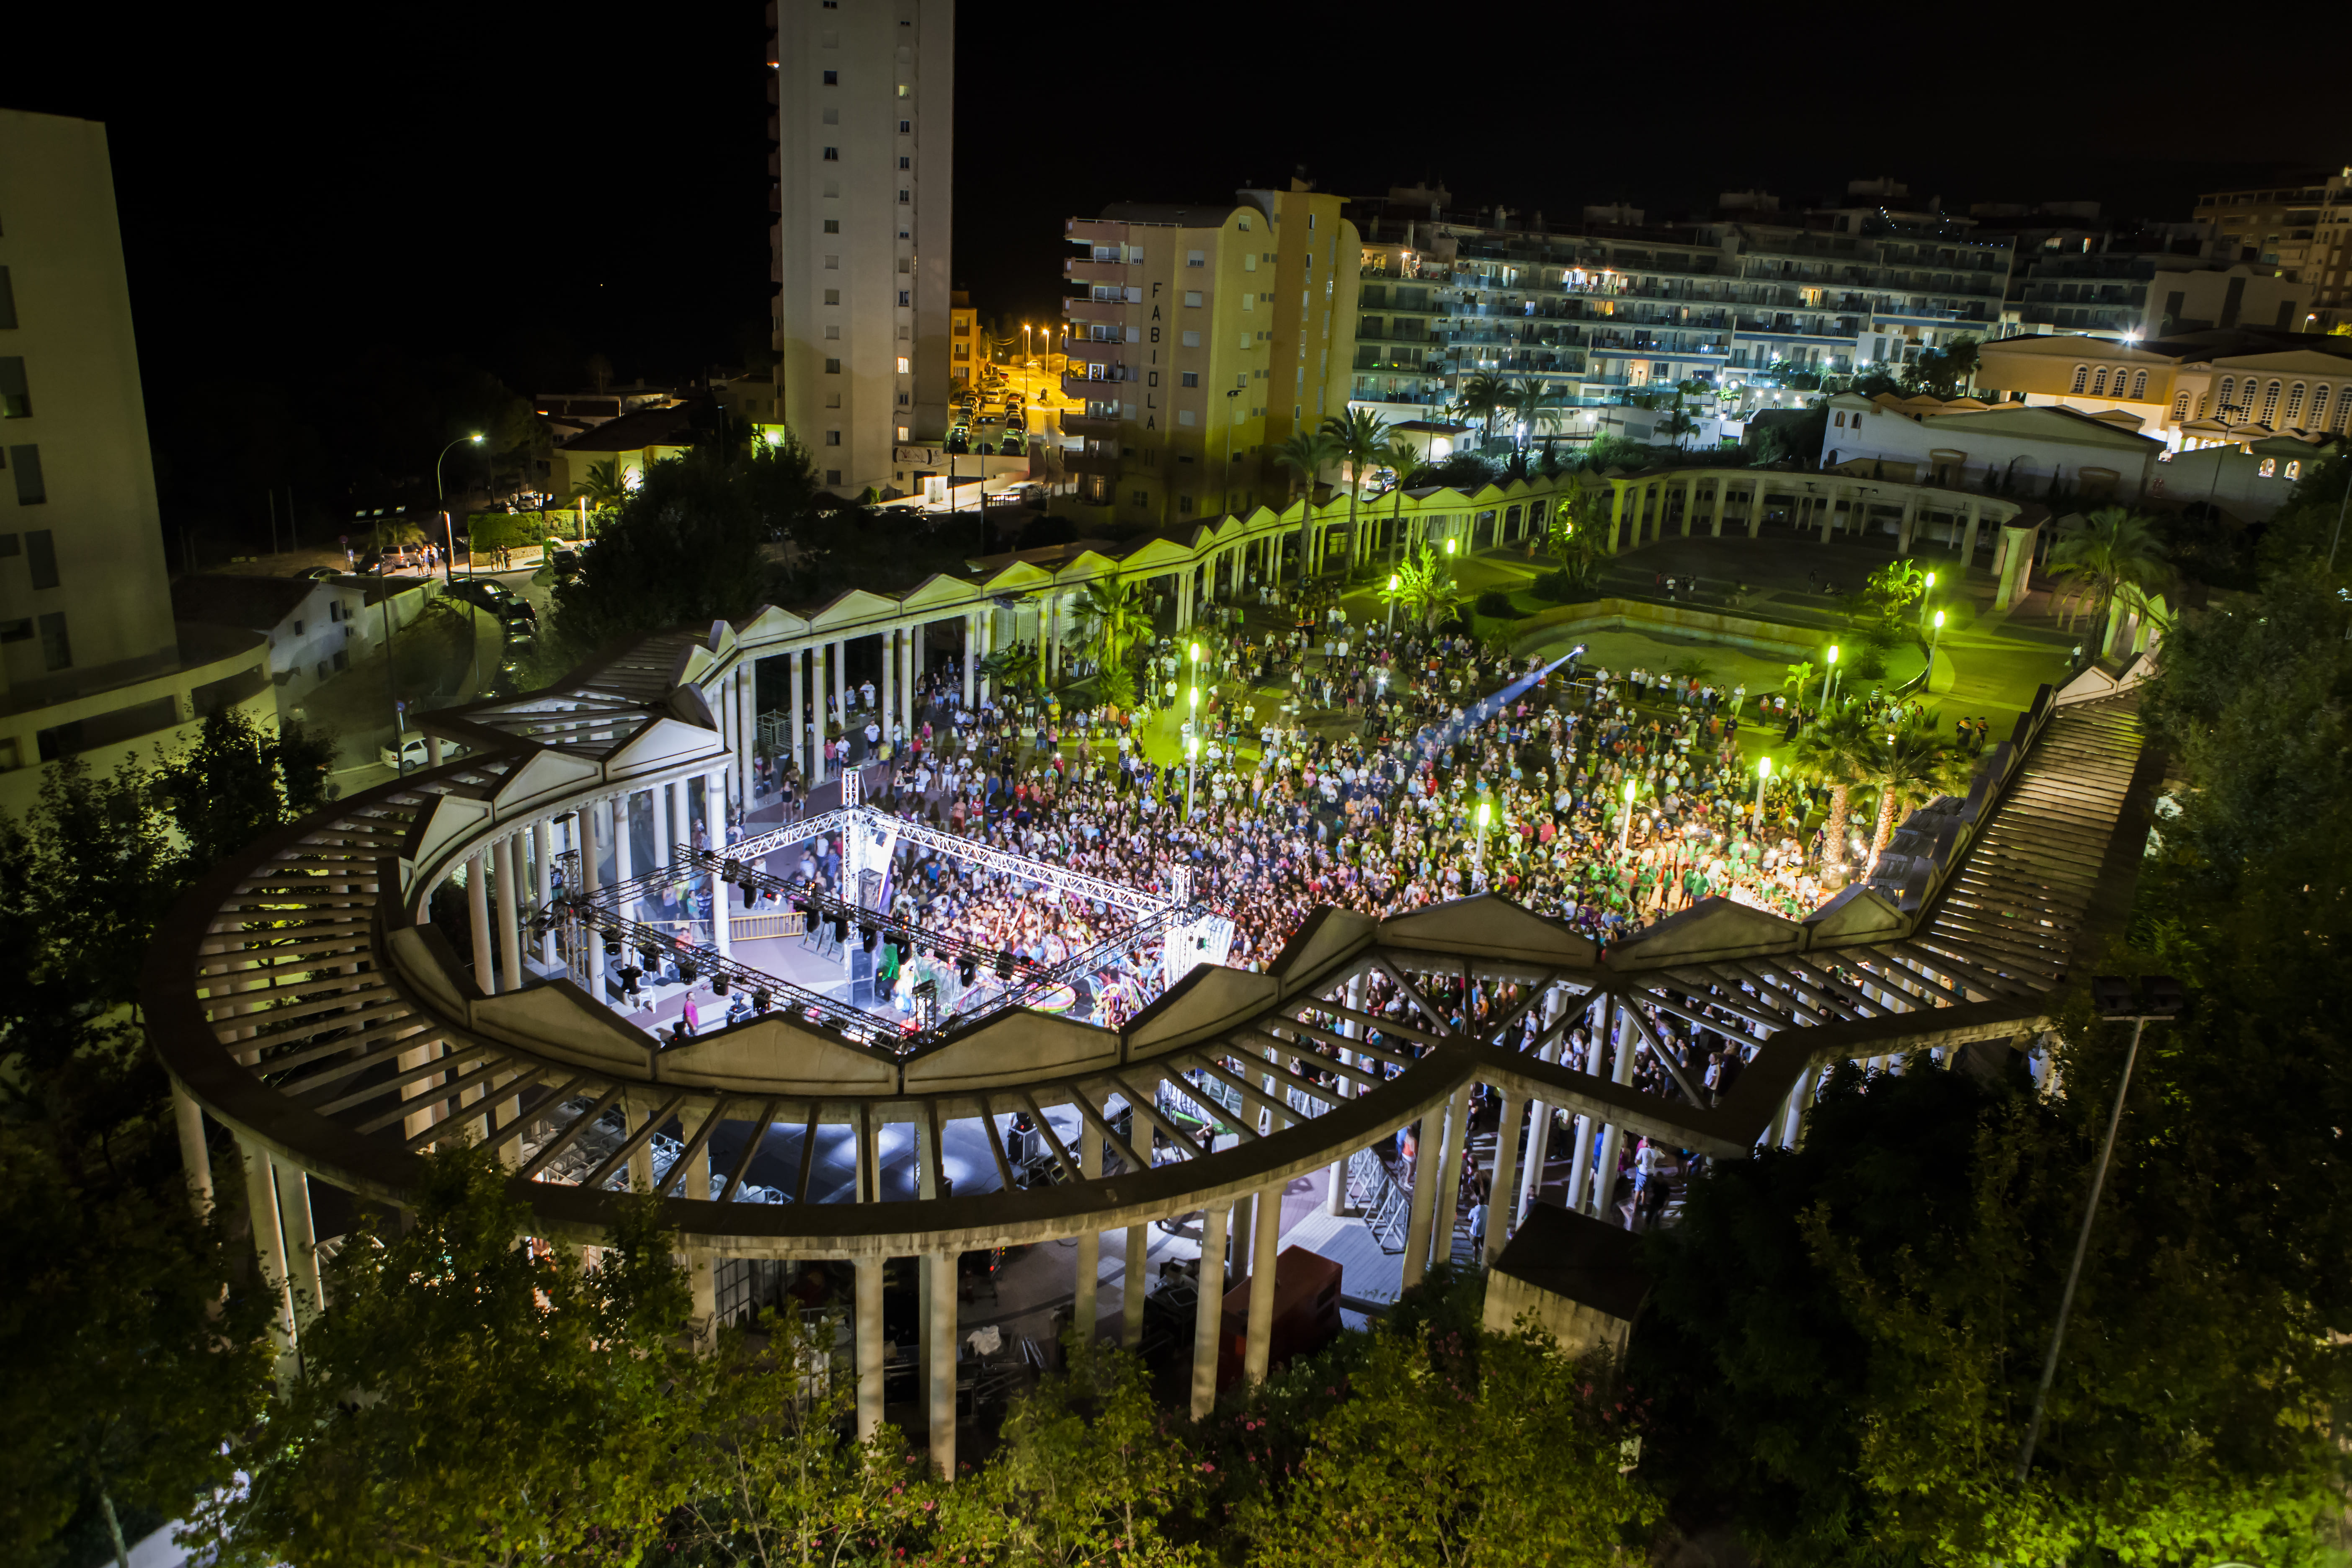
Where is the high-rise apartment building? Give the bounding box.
[1348,181,2012,424]
[1060,185,1360,527]
[2192,168,2350,330]
[0,109,271,815]
[767,0,954,498]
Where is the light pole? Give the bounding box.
[1823,643,1841,716]
[435,433,485,583]
[1916,570,1936,631]
[2016,975,2183,1483]
[1184,727,1198,821]
[1754,753,1772,825]
[1474,799,1491,885]
[1929,609,1945,686]
[1386,572,1401,635]
[1617,777,1637,855]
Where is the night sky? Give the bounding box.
[3,5,2336,523]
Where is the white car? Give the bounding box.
[380,734,463,771]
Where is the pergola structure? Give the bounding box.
[144,618,2159,1475]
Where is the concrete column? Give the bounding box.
[1782,1065,1819,1148]
[1432,1082,1471,1271]
[533,818,555,967]
[1963,500,1983,566]
[172,1081,213,1217]
[909,623,925,733]
[581,805,605,995]
[498,835,525,994]
[961,615,977,709]
[1073,1117,1102,1343]
[1485,1089,1519,1265]
[467,850,495,994]
[1606,484,1626,552]
[788,648,805,780]
[426,735,444,767]
[1710,477,1727,536]
[1593,1001,1640,1225]
[1679,478,1694,538]
[855,1255,885,1441]
[1326,976,1367,1215]
[238,1135,296,1367]
[879,629,896,742]
[1243,1176,1281,1384]
[1818,487,1836,544]
[1400,1099,1447,1290]
[687,1246,717,1344]
[628,1092,657,1193]
[1231,1191,1255,1286]
[613,792,634,892]
[271,1154,323,1331]
[1515,988,1563,1224]
[928,1249,957,1477]
[674,1106,715,1202]
[1898,495,1919,554]
[831,639,847,741]
[1747,479,1764,539]
[1189,1201,1230,1419]
[1122,1222,1149,1346]
[705,764,727,853]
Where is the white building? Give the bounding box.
[171,575,365,709]
[0,110,272,814]
[1821,391,2166,503]
[769,0,955,499]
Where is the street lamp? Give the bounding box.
[1823,643,1841,714]
[1754,753,1772,824]
[1184,729,1199,820]
[1474,800,1492,885]
[436,433,485,583]
[1387,571,1401,634]
[1917,570,1937,630]
[1930,609,1946,679]
[2016,975,2184,1483]
[1617,777,1637,854]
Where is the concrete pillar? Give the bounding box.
[789,648,806,781]
[1747,479,1764,539]
[1400,1099,1447,1290]
[1189,1202,1230,1419]
[467,850,494,994]
[927,1249,957,1477]
[879,629,896,742]
[426,735,444,767]
[961,615,976,709]
[1243,1176,1281,1385]
[1606,484,1626,552]
[687,1246,717,1344]
[831,639,847,740]
[1963,500,1984,567]
[1074,1117,1102,1343]
[271,1154,323,1332]
[1593,1001,1639,1225]
[628,1092,657,1193]
[498,835,524,994]
[701,771,729,959]
[237,1134,296,1368]
[533,818,555,967]
[581,806,605,995]
[1818,486,1836,544]
[1485,1088,1519,1265]
[1231,1191,1254,1287]
[172,1081,213,1217]
[613,792,634,895]
[1710,477,1727,536]
[1122,1222,1149,1346]
[910,623,925,733]
[1326,977,1366,1215]
[855,1255,885,1441]
[1679,478,1694,538]
[1433,1083,1470,1271]
[1898,495,1919,554]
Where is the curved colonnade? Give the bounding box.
[145,594,2153,1475]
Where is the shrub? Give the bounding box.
[1530,570,1572,602]
[1474,589,1517,619]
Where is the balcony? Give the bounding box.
[1060,412,1121,436]
[1064,258,1130,289]
[1062,369,1128,400]
[1065,449,1119,477]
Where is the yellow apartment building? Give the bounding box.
[1060,183,1360,529]
[1975,330,2352,449]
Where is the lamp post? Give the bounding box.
[435,433,485,583]
[1184,728,1198,821]
[1823,643,1841,715]
[1617,777,1637,854]
[1387,571,1401,635]
[1474,799,1491,885]
[2016,975,2183,1483]
[1930,609,1945,685]
[1754,753,1772,825]
[1917,570,1936,630]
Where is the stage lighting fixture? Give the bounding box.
[678,959,699,984]
[712,973,729,996]
[752,988,772,1013]
[994,953,1015,980]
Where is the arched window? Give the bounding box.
[2218,375,2236,414]
[2311,386,2332,430]
[2260,379,2284,426]
[2334,392,2350,434]
[2286,460,2302,480]
[2069,364,2089,393]
[2171,390,2191,421]
[2091,367,2110,396]
[2284,382,2307,424]
[2130,369,2149,400]
[2258,458,2277,478]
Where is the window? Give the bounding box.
[1235,373,1249,390]
[2311,386,2333,428]
[1186,250,1205,267]
[36,611,68,671]
[0,358,28,418]
[2218,375,2236,412]
[826,468,843,485]
[896,356,910,374]
[2089,368,2108,396]
[898,189,910,204]
[823,147,839,161]
[0,268,14,329]
[823,218,840,234]
[25,529,57,589]
[1238,333,1251,349]
[1307,214,1316,230]
[1243,253,1256,273]
[897,290,910,306]
[2260,379,2283,425]
[0,618,24,642]
[897,84,909,97]
[822,70,838,84]
[1178,495,1194,514]
[824,358,842,374]
[2069,365,2088,393]
[2172,390,2191,420]
[1181,371,1199,387]
[823,288,840,304]
[825,431,842,446]
[897,425,910,441]
[1131,491,1149,508]
[825,325,840,339]
[8,445,43,505]
[2258,457,2277,477]
[824,254,840,269]
[1237,217,1251,232]
[1181,330,1201,348]
[2286,460,2303,480]
[2285,382,2307,423]
[1176,410,1196,427]
[1183,291,1202,307]
[899,156,910,170]
[899,119,910,133]
[2130,369,2148,400]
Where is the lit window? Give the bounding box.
[2285,459,2302,479]
[2258,457,2277,477]
[896,356,910,374]
[897,84,909,97]
[898,425,910,441]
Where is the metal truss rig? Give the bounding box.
[735,807,1171,918]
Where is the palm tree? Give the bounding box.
[569,457,630,535]
[1075,577,1150,677]
[1780,660,1818,708]
[1381,541,1458,634]
[978,644,1039,699]
[1861,717,1973,874]
[1276,428,1343,580]
[1504,379,1575,465]
[1377,433,1421,564]
[1452,373,1508,451]
[1792,706,1877,877]
[2047,507,2169,656]
[1320,409,1393,575]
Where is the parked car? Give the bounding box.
[379,734,464,771]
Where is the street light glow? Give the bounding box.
[1935,609,1946,627]
[1758,756,1772,778]
[1827,645,1840,663]
[469,433,484,444]
[1388,573,1400,591]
